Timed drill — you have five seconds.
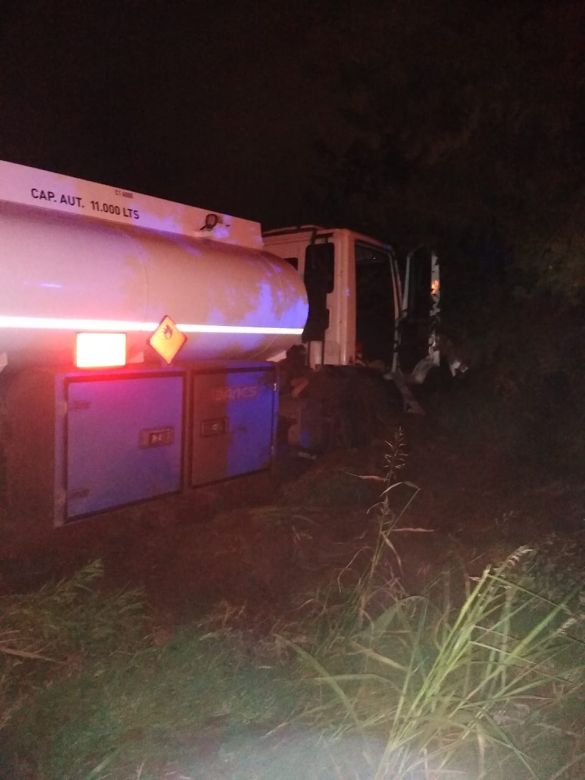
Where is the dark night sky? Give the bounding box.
[0,1,351,226]
[1,0,584,245]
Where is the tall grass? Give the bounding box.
[0,564,300,780]
[278,436,585,778]
[2,442,584,779]
[0,561,149,776]
[285,541,585,778]
[0,560,145,717]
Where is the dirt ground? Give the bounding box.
[1,408,584,623]
[2,403,585,780]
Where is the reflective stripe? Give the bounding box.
[0,315,303,336]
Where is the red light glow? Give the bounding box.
[75,332,127,368]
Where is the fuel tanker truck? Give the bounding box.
[0,161,439,528]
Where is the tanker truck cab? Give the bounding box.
[0,160,308,527]
[263,226,438,375]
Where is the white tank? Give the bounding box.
[0,162,308,367]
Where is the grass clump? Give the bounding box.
[285,545,585,778]
[7,548,583,779]
[0,567,300,780]
[5,627,298,780]
[0,560,146,726]
[275,437,585,778]
[1,560,145,659]
[2,438,585,779]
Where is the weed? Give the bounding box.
[2,442,584,779]
[0,567,301,779]
[285,545,585,779]
[0,561,146,727]
[5,627,299,779]
[277,441,585,778]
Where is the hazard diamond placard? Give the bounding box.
[148,315,187,365]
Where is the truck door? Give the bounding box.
[354,242,401,367]
[399,247,440,373]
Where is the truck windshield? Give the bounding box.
[355,242,396,365]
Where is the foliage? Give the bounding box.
[309,1,585,293]
[1,462,584,778]
[0,566,299,780]
[304,3,585,452]
[279,447,585,779]
[285,548,585,779]
[3,627,298,780]
[424,294,585,475]
[0,561,146,731]
[0,560,144,660]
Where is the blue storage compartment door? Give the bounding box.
[191,367,276,486]
[65,374,184,519]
